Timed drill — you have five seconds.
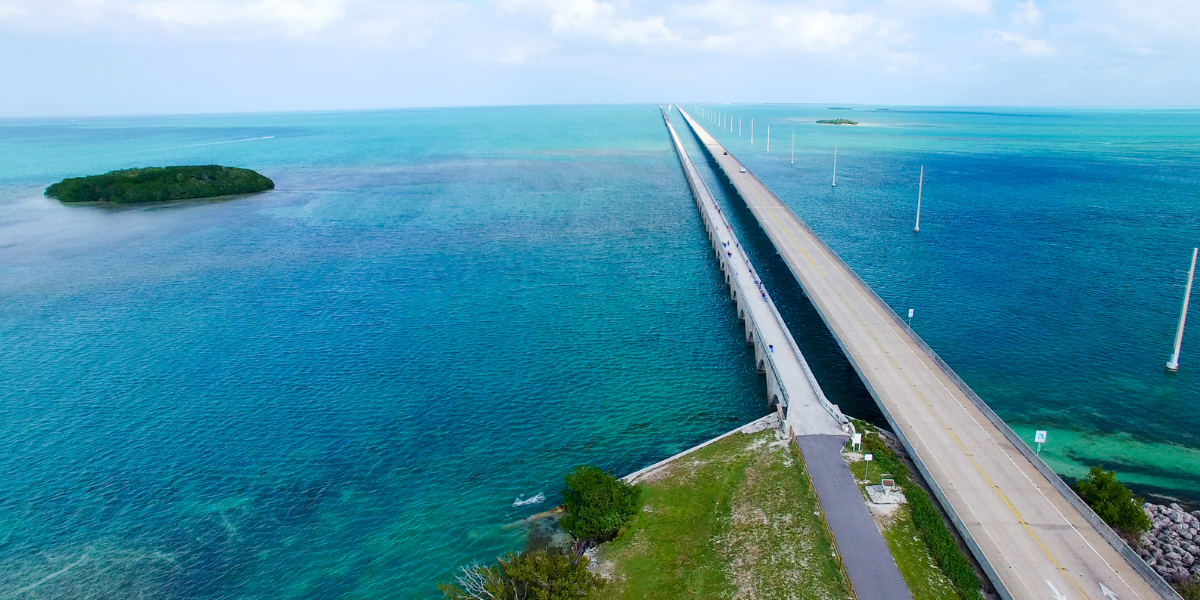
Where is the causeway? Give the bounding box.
[661,106,913,600]
[677,106,1175,600]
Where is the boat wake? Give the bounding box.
[513,492,545,507]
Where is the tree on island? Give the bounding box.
[439,550,603,600]
[437,465,638,599]
[560,465,640,548]
[46,165,273,204]
[1074,466,1152,538]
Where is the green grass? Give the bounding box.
[847,420,983,600]
[46,165,274,204]
[1175,579,1200,600]
[882,504,963,600]
[842,457,960,600]
[593,430,851,600]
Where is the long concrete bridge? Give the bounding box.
[675,106,1179,600]
[661,106,914,600]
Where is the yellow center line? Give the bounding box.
[947,428,1094,599]
[680,116,1094,598]
[870,332,1095,599]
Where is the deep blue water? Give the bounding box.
[0,105,1197,597]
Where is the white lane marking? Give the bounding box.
[715,156,1036,599]
[741,169,1143,599]
[1100,583,1118,599]
[675,114,1099,600]
[1048,580,1071,600]
[826,239,1143,597]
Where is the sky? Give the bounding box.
[0,0,1198,116]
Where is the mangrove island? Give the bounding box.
[816,119,858,125]
[46,165,274,204]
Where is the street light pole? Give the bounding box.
[1167,247,1198,371]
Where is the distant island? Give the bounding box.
[46,165,274,204]
[816,119,858,125]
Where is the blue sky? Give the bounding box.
[1,0,1197,116]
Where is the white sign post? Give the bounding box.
[863,453,873,483]
[852,432,862,451]
[1034,430,1048,456]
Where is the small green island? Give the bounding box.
[816,118,859,125]
[46,165,274,204]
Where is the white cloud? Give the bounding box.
[932,0,994,15]
[772,9,887,52]
[502,0,902,57]
[0,0,25,19]
[3,0,1200,113]
[135,0,346,36]
[1011,0,1042,27]
[503,0,679,45]
[993,30,1055,56]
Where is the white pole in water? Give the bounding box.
[739,118,742,136]
[791,132,795,165]
[914,166,924,233]
[751,119,754,143]
[1167,247,1198,371]
[832,145,838,187]
[767,125,771,152]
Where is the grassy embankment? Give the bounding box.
[46,165,274,204]
[592,429,852,600]
[845,419,983,600]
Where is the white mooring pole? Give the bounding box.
[914,166,924,233]
[791,132,795,165]
[832,145,838,187]
[739,118,742,136]
[1167,247,1198,371]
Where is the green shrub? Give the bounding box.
[439,549,603,600]
[1175,579,1200,600]
[560,465,640,544]
[908,485,984,600]
[46,165,273,204]
[1073,467,1152,538]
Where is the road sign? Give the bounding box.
[852,432,862,451]
[1034,430,1047,456]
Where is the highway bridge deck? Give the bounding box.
[662,106,913,600]
[677,107,1175,600]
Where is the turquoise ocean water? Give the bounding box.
[0,105,1197,597]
